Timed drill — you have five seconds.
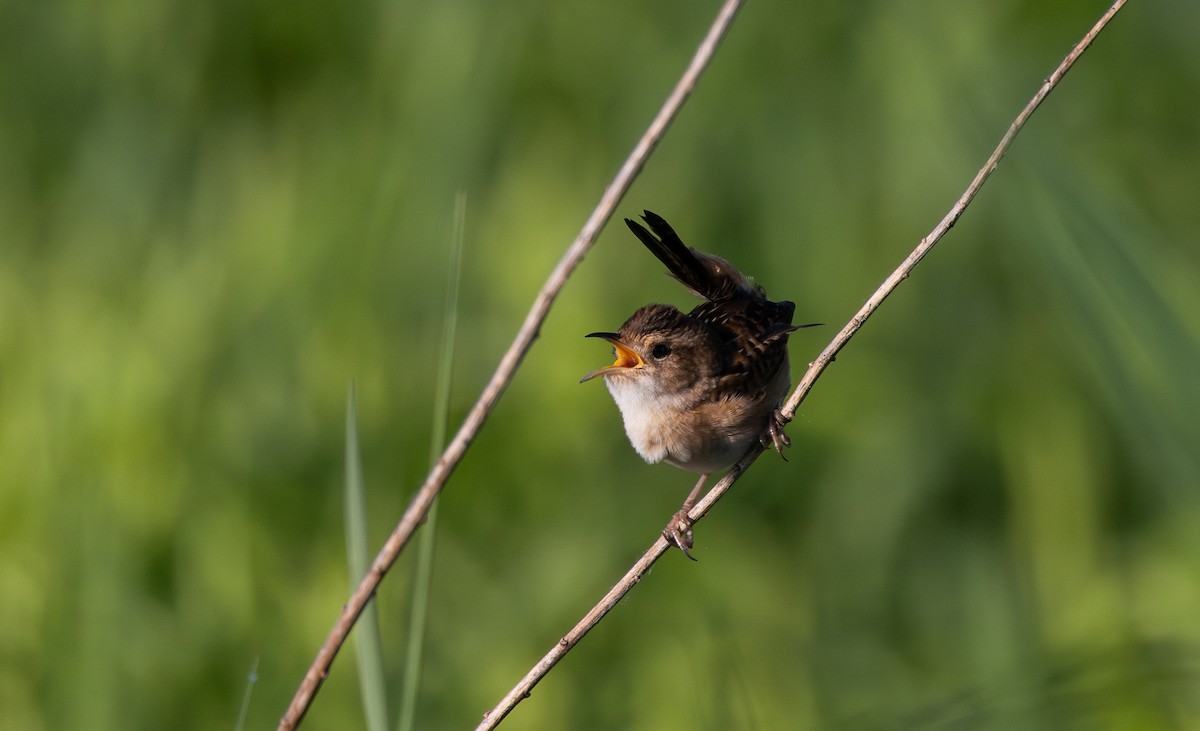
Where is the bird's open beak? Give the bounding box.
[580,332,643,382]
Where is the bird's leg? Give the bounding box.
[663,473,708,561]
[761,407,792,459]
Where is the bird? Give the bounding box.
[581,210,818,559]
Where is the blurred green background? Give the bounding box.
[3,0,1198,728]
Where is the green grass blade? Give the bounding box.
[233,656,259,731]
[345,382,389,731]
[397,191,467,731]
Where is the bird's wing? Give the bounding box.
[692,297,798,401]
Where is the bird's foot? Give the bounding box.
[663,508,697,561]
[761,407,792,459]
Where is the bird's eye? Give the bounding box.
[650,343,671,360]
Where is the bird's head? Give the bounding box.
[581,304,718,398]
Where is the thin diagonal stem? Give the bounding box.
[781,0,1130,419]
[277,1,746,727]
[477,1,1128,727]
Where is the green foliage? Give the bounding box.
[1,1,1198,729]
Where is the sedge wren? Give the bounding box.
[582,211,817,559]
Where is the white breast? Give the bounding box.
[601,369,781,476]
[603,376,681,466]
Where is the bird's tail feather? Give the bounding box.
[624,210,757,302]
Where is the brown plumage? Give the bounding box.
[582,210,818,558]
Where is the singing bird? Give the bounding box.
[582,211,817,558]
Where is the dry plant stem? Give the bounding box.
[475,536,675,731]
[477,1,1128,727]
[781,0,1130,423]
[277,1,745,728]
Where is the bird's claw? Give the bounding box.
[761,407,792,459]
[663,509,697,561]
